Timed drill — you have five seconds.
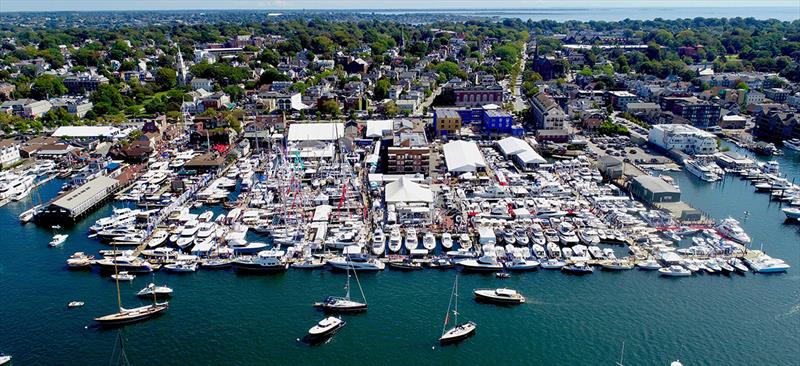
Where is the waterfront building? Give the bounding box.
[648,124,718,155]
[0,138,21,168]
[754,109,800,142]
[630,175,681,204]
[387,131,429,175]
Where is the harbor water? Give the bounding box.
[1,146,798,365]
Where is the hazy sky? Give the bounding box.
[1,0,798,12]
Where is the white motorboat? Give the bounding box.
[577,228,600,245]
[0,353,11,365]
[473,288,525,304]
[685,159,721,182]
[49,234,68,247]
[327,254,385,271]
[441,233,454,249]
[67,301,84,308]
[164,261,198,273]
[637,260,662,270]
[307,316,345,340]
[422,232,436,251]
[658,265,692,277]
[504,257,540,271]
[387,227,402,253]
[513,228,529,246]
[404,228,418,251]
[729,258,749,273]
[744,255,790,273]
[782,138,800,151]
[715,217,751,244]
[458,233,472,250]
[557,222,579,245]
[371,228,385,256]
[147,230,169,248]
[66,252,94,269]
[459,253,503,272]
[531,244,546,259]
[601,260,634,270]
[111,271,136,281]
[782,207,800,220]
[136,283,173,297]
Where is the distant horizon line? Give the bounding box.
[1,5,798,14]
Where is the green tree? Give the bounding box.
[155,67,177,91]
[258,68,290,86]
[30,74,67,99]
[319,99,340,117]
[373,78,391,100]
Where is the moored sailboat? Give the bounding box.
[439,275,476,344]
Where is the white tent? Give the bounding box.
[365,120,395,138]
[496,136,533,156]
[384,176,433,203]
[287,123,345,142]
[516,150,546,165]
[443,140,487,172]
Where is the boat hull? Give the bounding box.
[439,322,477,344]
[94,304,168,326]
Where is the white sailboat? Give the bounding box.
[315,260,368,312]
[439,275,476,344]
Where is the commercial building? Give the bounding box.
[40,175,120,221]
[454,84,504,107]
[52,126,123,139]
[386,132,430,175]
[648,124,718,155]
[630,175,681,204]
[531,92,566,130]
[608,90,639,110]
[23,100,52,118]
[433,108,462,137]
[660,96,721,129]
[482,108,514,134]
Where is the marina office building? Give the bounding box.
[648,124,718,155]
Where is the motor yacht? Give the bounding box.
[577,228,600,245]
[111,271,136,281]
[783,138,800,151]
[458,233,473,250]
[715,217,751,244]
[94,256,153,273]
[370,228,386,256]
[601,260,634,270]
[637,260,662,270]
[66,252,94,269]
[729,258,749,273]
[232,250,289,272]
[473,288,525,304]
[164,261,198,273]
[327,254,385,271]
[514,228,529,246]
[459,253,503,272]
[782,207,800,220]
[49,234,68,247]
[744,255,790,273]
[504,257,540,271]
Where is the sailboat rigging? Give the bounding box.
[315,260,367,312]
[438,274,476,344]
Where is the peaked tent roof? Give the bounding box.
[384,176,433,203]
[443,140,487,172]
[496,136,534,156]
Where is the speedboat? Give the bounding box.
[561,262,594,274]
[500,228,516,245]
[147,230,169,248]
[389,259,423,271]
[441,233,454,249]
[371,228,385,256]
[659,265,692,277]
[473,288,525,304]
[388,227,402,253]
[783,138,800,151]
[557,222,579,245]
[495,272,511,278]
[111,271,136,281]
[49,234,68,247]
[577,228,600,245]
[422,232,436,251]
[530,230,546,246]
[306,316,345,340]
[531,244,546,259]
[164,261,198,273]
[136,283,173,298]
[458,233,473,250]
[705,259,723,273]
[729,258,749,273]
[67,301,85,308]
[513,228,529,246]
[715,217,751,244]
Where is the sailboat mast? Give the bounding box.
[453,275,459,325]
[441,274,457,336]
[113,246,122,312]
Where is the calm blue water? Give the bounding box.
[370,7,800,21]
[1,145,798,365]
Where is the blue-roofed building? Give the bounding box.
[436,104,517,135]
[482,108,514,134]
